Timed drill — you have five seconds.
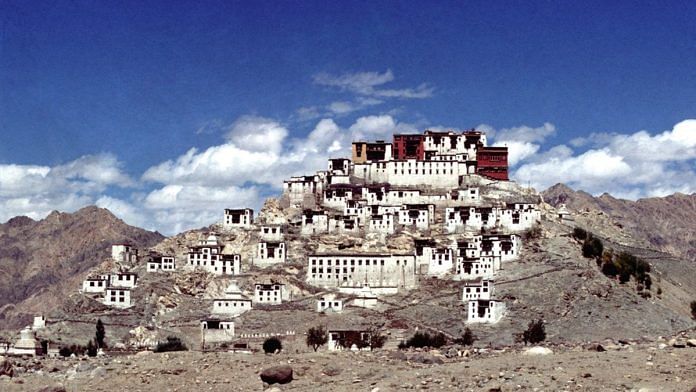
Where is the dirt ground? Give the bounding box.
[3,343,696,392]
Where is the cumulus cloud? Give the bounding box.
[0,154,134,223]
[484,123,557,167]
[225,115,288,154]
[313,69,433,99]
[513,120,696,198]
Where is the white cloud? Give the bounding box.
[513,120,696,198]
[0,154,133,223]
[494,141,540,166]
[482,123,557,167]
[313,69,433,99]
[225,115,288,154]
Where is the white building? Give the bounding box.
[256,241,286,265]
[397,204,433,230]
[327,329,372,351]
[224,208,254,228]
[323,185,358,210]
[147,254,176,272]
[301,209,329,235]
[109,272,138,288]
[259,225,283,241]
[352,159,475,188]
[462,279,494,301]
[200,319,235,344]
[307,253,417,293]
[368,213,395,234]
[316,293,344,313]
[112,243,138,263]
[466,298,505,324]
[451,187,480,202]
[9,328,41,356]
[328,215,360,234]
[32,315,46,330]
[445,206,497,233]
[498,203,540,231]
[328,158,351,175]
[81,275,109,293]
[351,285,379,309]
[103,287,132,308]
[254,282,287,305]
[417,246,454,276]
[283,175,324,206]
[212,281,252,316]
[187,234,241,275]
[557,204,572,221]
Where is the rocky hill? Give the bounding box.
[0,206,164,330]
[542,183,696,259]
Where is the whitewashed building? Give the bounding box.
[307,253,417,293]
[109,272,138,288]
[81,275,109,293]
[254,282,287,305]
[200,319,235,344]
[147,254,176,272]
[302,209,329,235]
[187,234,241,275]
[328,158,351,175]
[420,247,454,276]
[103,287,132,308]
[367,213,395,234]
[328,215,360,234]
[498,203,540,231]
[351,285,379,309]
[283,175,324,206]
[224,208,254,228]
[466,297,505,324]
[255,241,286,265]
[327,329,372,351]
[445,206,497,233]
[316,293,344,313]
[462,279,494,301]
[212,281,252,316]
[397,204,433,230]
[33,315,46,330]
[112,243,138,263]
[259,225,283,241]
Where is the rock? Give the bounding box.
[585,343,605,352]
[37,385,67,392]
[76,363,95,373]
[523,347,553,356]
[322,364,342,376]
[409,353,444,365]
[686,339,696,347]
[671,339,687,348]
[389,351,408,361]
[265,388,282,392]
[90,366,107,378]
[657,343,667,350]
[260,365,293,385]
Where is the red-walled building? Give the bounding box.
[393,134,425,160]
[476,147,509,180]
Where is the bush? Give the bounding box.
[582,237,603,259]
[306,326,327,352]
[522,319,546,344]
[95,319,106,349]
[400,331,447,349]
[59,344,86,357]
[263,337,282,354]
[59,347,73,357]
[454,328,476,346]
[572,227,588,241]
[691,301,696,320]
[154,336,187,353]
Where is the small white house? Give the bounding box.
[32,315,46,330]
[254,282,287,305]
[200,319,235,344]
[327,329,372,351]
[223,208,254,228]
[462,279,494,301]
[256,241,286,265]
[103,287,132,308]
[368,213,395,234]
[112,243,138,263]
[466,299,506,324]
[147,255,176,272]
[316,294,344,313]
[187,234,241,275]
[212,281,252,316]
[301,210,329,235]
[81,275,109,293]
[259,225,283,241]
[109,272,138,288]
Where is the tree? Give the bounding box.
[306,326,328,352]
[454,328,476,346]
[154,336,187,353]
[691,300,696,320]
[95,319,106,349]
[572,227,587,241]
[86,339,97,357]
[368,328,387,350]
[263,337,282,354]
[522,319,546,344]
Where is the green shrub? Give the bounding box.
[263,337,282,354]
[368,329,388,350]
[401,331,447,349]
[582,237,603,259]
[572,227,588,241]
[154,336,187,353]
[454,328,476,346]
[522,319,546,344]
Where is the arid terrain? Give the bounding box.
[2,338,696,391]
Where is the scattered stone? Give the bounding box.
[37,384,67,392]
[389,351,408,361]
[523,347,553,356]
[322,364,342,376]
[409,354,444,365]
[260,365,293,385]
[0,358,13,378]
[90,366,107,378]
[585,343,605,352]
[686,339,696,347]
[76,363,95,373]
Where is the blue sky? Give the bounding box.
[1,1,695,233]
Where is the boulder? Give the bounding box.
[523,347,553,356]
[686,339,696,347]
[260,365,293,385]
[322,364,342,377]
[409,353,444,365]
[585,343,605,352]
[37,385,67,392]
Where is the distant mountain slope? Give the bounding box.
[0,206,164,329]
[542,183,696,259]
